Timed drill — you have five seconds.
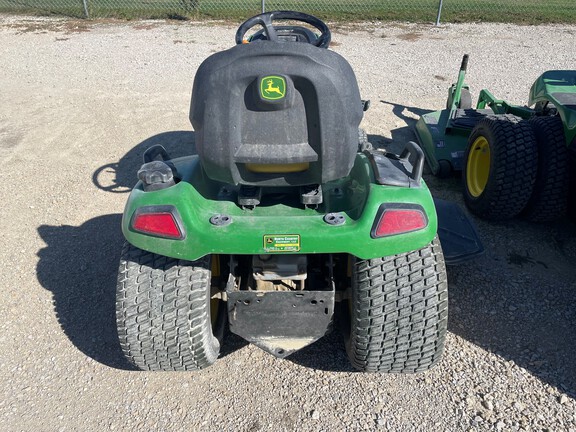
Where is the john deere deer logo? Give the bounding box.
[260,76,286,100]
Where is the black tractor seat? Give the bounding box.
[190,41,364,187]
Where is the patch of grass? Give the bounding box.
[1,0,576,23]
[440,0,576,24]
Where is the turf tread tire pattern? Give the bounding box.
[116,243,220,371]
[346,237,448,373]
[463,114,538,220]
[522,116,569,222]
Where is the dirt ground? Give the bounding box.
[1,15,575,431]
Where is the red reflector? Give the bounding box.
[374,209,427,237]
[132,212,182,239]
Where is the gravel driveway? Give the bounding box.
[0,15,575,431]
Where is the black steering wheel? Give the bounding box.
[235,11,331,48]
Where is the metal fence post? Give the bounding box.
[436,0,443,26]
[261,0,265,13]
[82,0,89,18]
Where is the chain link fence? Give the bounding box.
[0,0,575,24]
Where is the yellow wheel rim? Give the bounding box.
[466,136,491,197]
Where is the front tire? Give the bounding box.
[345,237,448,373]
[116,243,225,371]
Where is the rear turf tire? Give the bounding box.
[116,243,224,371]
[463,114,538,220]
[345,237,448,373]
[522,116,569,222]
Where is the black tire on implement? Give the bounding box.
[345,237,448,373]
[446,88,472,110]
[459,88,473,110]
[570,149,576,221]
[436,159,453,178]
[116,243,225,371]
[522,116,569,222]
[462,114,538,220]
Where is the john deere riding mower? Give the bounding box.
[115,11,450,373]
[415,55,575,221]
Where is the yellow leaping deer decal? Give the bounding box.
[264,79,284,97]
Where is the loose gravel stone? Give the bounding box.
[482,400,494,411]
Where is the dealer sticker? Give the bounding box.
[263,234,301,252]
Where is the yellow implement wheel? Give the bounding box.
[462,114,537,220]
[466,136,491,197]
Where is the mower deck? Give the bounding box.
[415,108,493,174]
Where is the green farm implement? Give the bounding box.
[415,55,575,221]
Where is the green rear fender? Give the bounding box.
[529,70,576,141]
[122,154,438,261]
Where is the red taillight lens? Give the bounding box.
[131,209,183,239]
[372,207,428,238]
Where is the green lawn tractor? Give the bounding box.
[415,55,575,221]
[115,11,460,373]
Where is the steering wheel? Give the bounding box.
[235,11,331,48]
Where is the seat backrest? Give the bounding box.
[190,42,363,186]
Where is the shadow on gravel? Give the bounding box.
[380,99,433,150]
[35,131,232,369]
[287,330,355,372]
[219,331,249,358]
[92,130,196,193]
[380,99,432,125]
[36,214,136,370]
[36,214,247,369]
[447,221,576,398]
